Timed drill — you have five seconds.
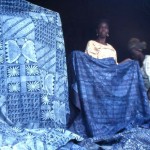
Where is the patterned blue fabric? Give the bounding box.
[69,51,150,149]
[0,1,86,149]
[0,0,68,129]
[0,122,85,150]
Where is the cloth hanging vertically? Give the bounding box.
[69,51,150,149]
[0,1,86,149]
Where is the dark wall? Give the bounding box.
[29,0,150,62]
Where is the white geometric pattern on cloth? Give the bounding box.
[41,95,49,105]
[8,83,20,92]
[0,0,69,128]
[2,16,35,40]
[0,41,3,64]
[7,66,20,77]
[0,0,87,149]
[0,54,3,64]
[26,81,40,92]
[0,122,84,150]
[26,65,39,76]
[5,39,37,63]
[41,101,66,124]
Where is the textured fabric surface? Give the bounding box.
[0,0,86,149]
[0,0,68,129]
[0,122,85,150]
[69,51,150,149]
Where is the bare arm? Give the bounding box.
[119,58,132,64]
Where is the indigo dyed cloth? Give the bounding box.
[69,51,150,149]
[0,0,86,149]
[0,0,68,128]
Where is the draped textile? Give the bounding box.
[0,0,69,128]
[69,51,150,149]
[0,1,85,149]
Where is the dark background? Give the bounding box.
[29,0,150,62]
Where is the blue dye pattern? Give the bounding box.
[69,51,150,149]
[0,0,68,128]
[0,0,86,149]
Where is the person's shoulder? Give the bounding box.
[145,55,150,61]
[87,40,96,44]
[145,55,150,58]
[107,43,116,50]
[107,43,114,48]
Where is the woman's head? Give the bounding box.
[128,38,147,60]
[96,19,109,38]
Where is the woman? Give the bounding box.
[69,20,150,149]
[85,20,129,64]
[128,38,150,99]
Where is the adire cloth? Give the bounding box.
[69,51,150,149]
[0,0,69,128]
[69,51,150,137]
[0,0,87,149]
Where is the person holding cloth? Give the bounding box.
[128,38,150,100]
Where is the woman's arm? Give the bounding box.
[119,58,132,64]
